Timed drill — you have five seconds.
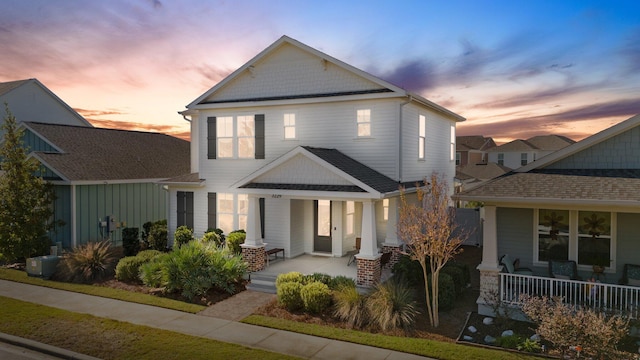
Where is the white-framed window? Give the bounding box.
[217,193,235,234]
[346,201,354,235]
[418,115,426,159]
[356,109,371,137]
[237,115,255,158]
[284,113,296,139]
[383,199,389,221]
[455,152,461,165]
[520,153,528,166]
[536,209,570,262]
[216,116,234,158]
[578,211,612,267]
[497,153,504,165]
[450,125,456,161]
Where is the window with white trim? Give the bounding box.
[520,153,528,166]
[284,113,296,139]
[217,193,234,234]
[216,117,234,158]
[497,153,504,165]
[455,152,461,165]
[578,211,612,267]
[237,115,255,158]
[356,109,371,137]
[383,199,389,221]
[537,209,569,262]
[450,125,456,161]
[346,201,354,235]
[418,115,425,159]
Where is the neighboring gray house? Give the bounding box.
[487,135,575,169]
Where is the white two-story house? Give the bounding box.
[166,36,464,285]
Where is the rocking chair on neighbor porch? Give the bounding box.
[347,237,361,266]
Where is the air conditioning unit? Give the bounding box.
[26,255,60,279]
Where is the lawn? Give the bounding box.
[0,296,298,360]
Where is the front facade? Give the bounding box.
[169,36,464,285]
[457,114,640,316]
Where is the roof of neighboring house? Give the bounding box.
[24,122,190,182]
[0,79,29,96]
[456,135,496,151]
[526,135,575,150]
[488,139,537,152]
[457,162,511,181]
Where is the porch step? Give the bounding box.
[246,273,277,294]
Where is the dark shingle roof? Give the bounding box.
[0,79,29,96]
[25,122,190,181]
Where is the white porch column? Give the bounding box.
[383,197,401,246]
[477,204,502,316]
[244,195,263,246]
[359,200,377,257]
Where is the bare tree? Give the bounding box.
[396,172,466,327]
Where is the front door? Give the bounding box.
[314,200,332,253]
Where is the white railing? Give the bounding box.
[499,273,640,319]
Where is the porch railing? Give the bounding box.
[499,273,640,319]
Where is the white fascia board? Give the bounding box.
[240,187,380,201]
[68,178,172,186]
[21,123,65,153]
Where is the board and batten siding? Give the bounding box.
[74,183,167,247]
[496,207,538,274]
[614,212,640,278]
[51,185,72,248]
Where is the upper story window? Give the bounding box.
[418,115,426,159]
[356,109,371,137]
[216,116,234,158]
[450,125,456,161]
[284,113,296,139]
[497,153,504,165]
[520,153,528,166]
[237,115,255,158]
[207,115,265,160]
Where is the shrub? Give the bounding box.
[173,226,194,248]
[115,249,161,283]
[517,338,542,353]
[365,279,419,331]
[277,281,304,311]
[521,295,629,359]
[446,261,471,286]
[332,284,367,328]
[495,334,525,350]
[141,221,153,249]
[275,272,304,287]
[329,275,356,290]
[122,227,140,256]
[392,255,426,289]
[300,281,332,314]
[201,231,222,247]
[441,265,465,294]
[56,241,120,283]
[139,255,167,288]
[428,272,456,311]
[226,231,245,255]
[147,221,168,251]
[304,273,332,286]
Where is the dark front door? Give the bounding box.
[314,200,332,253]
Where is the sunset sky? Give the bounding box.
[1,0,639,143]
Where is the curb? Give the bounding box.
[0,332,101,360]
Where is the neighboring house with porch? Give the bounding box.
[169,35,464,286]
[21,122,189,249]
[456,114,640,317]
[487,135,575,169]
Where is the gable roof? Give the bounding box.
[185,36,464,122]
[526,135,575,151]
[0,79,29,96]
[23,122,190,183]
[456,135,496,151]
[489,139,537,152]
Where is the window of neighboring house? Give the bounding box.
[418,115,426,159]
[237,194,248,231]
[284,113,296,139]
[346,201,354,235]
[177,191,194,229]
[356,109,371,137]
[521,153,528,166]
[497,153,504,165]
[216,116,234,158]
[537,209,570,262]
[217,193,234,234]
[237,115,255,158]
[578,211,612,267]
[450,125,456,161]
[383,199,389,221]
[455,152,461,165]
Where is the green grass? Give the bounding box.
[243,315,539,360]
[0,296,298,360]
[0,268,205,313]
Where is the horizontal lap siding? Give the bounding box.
[264,198,289,253]
[496,207,537,274]
[615,212,640,277]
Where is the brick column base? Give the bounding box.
[356,254,382,287]
[241,244,266,272]
[477,266,501,316]
[381,243,402,270]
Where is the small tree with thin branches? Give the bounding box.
[396,172,466,327]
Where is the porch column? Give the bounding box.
[477,205,501,316]
[240,195,266,272]
[356,200,381,286]
[382,197,402,269]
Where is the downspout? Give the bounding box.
[398,95,412,182]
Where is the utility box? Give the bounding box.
[26,255,60,279]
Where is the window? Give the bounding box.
[237,194,248,231]
[217,193,234,234]
[520,153,528,166]
[284,113,296,139]
[346,201,354,235]
[356,109,371,137]
[217,116,234,158]
[578,211,611,267]
[177,191,194,229]
[208,115,264,159]
[537,209,569,262]
[418,115,425,159]
[450,125,456,161]
[383,199,389,221]
[455,152,461,165]
[497,153,504,165]
[237,115,255,158]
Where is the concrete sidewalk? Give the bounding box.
[0,280,434,360]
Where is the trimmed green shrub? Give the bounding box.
[277,281,304,311]
[201,231,222,247]
[365,279,419,331]
[115,249,162,283]
[55,241,120,283]
[207,228,225,244]
[304,273,332,286]
[141,221,153,249]
[329,275,356,290]
[392,255,426,289]
[300,281,332,314]
[122,227,140,256]
[139,255,167,288]
[275,271,304,287]
[428,272,456,311]
[332,284,367,328]
[446,261,471,286]
[174,226,194,248]
[147,221,168,251]
[226,231,245,255]
[441,265,465,294]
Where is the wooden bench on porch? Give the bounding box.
[266,248,285,265]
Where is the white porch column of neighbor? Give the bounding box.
[382,197,402,269]
[240,195,266,272]
[477,205,501,316]
[356,200,382,286]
